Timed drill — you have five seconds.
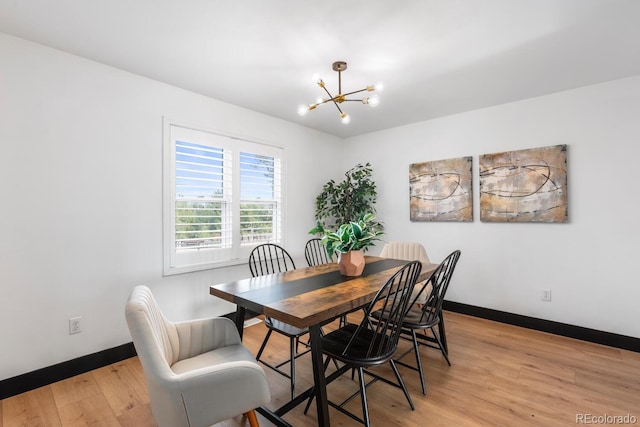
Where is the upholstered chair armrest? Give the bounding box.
[174,316,242,361]
[144,358,270,427]
[174,360,270,426]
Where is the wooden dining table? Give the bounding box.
[210,256,438,427]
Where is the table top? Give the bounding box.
[210,256,438,329]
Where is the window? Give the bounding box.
[163,120,283,275]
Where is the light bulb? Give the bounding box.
[368,95,380,107]
[297,104,309,116]
[312,73,323,85]
[316,96,325,104]
[374,81,384,92]
[341,113,351,124]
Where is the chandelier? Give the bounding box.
[297,61,383,124]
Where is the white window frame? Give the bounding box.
[163,118,284,275]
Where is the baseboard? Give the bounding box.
[443,300,640,353]
[3,305,638,400]
[0,342,136,400]
[1,311,257,400]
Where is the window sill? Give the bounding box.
[163,258,248,276]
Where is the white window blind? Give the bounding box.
[240,152,282,245]
[164,120,283,275]
[175,141,232,250]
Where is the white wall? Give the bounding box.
[2,30,639,382]
[0,33,343,380]
[345,74,640,339]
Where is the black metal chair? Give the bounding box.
[378,240,436,325]
[374,250,461,395]
[249,243,309,400]
[304,238,334,266]
[248,243,297,277]
[305,237,349,328]
[304,261,422,427]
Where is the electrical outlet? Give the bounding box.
[541,289,552,302]
[69,317,82,334]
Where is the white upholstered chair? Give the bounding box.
[380,241,432,303]
[125,285,270,427]
[380,241,431,264]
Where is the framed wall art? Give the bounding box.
[409,156,473,222]
[479,144,568,223]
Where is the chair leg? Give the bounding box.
[303,385,315,415]
[244,410,259,427]
[289,336,296,400]
[339,314,347,328]
[410,330,427,395]
[438,315,448,355]
[256,329,273,361]
[296,335,311,353]
[390,359,414,410]
[356,367,371,427]
[431,326,451,366]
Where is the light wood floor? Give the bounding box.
[2,311,639,426]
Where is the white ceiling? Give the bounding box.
[2,0,640,138]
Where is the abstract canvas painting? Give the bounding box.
[409,156,473,222]
[479,144,568,223]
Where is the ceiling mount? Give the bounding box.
[297,61,383,125]
[332,61,347,72]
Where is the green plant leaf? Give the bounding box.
[312,163,382,230]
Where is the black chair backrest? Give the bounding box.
[304,238,333,266]
[248,243,296,277]
[412,250,461,324]
[345,261,422,363]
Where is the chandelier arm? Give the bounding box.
[320,85,335,102]
[319,85,344,114]
[331,99,345,115]
[342,88,370,97]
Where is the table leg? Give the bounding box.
[235,305,246,339]
[309,324,330,426]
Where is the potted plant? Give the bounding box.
[310,213,384,276]
[314,163,381,231]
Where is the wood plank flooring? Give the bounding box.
[2,311,639,426]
